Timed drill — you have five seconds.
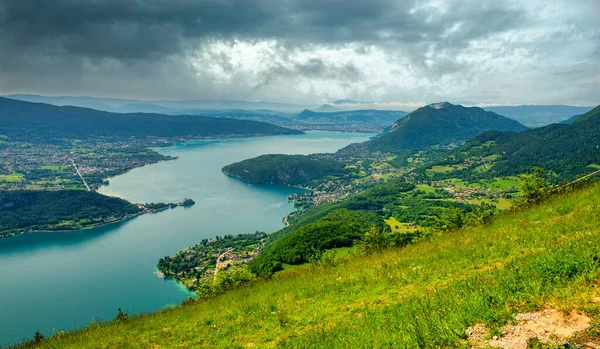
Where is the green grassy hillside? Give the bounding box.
[19,182,600,348]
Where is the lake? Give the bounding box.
[0,131,373,346]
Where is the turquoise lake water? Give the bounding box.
[0,131,373,346]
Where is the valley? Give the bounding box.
[0,131,372,347]
[1,98,599,348]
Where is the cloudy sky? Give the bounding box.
[0,0,598,106]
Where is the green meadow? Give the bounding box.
[0,173,24,182]
[19,182,600,348]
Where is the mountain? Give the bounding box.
[315,104,340,112]
[456,105,600,178]
[170,108,293,123]
[368,102,528,152]
[561,114,584,124]
[4,94,313,113]
[296,109,407,129]
[483,105,594,127]
[115,103,179,114]
[332,99,361,105]
[296,109,406,123]
[568,105,600,124]
[0,97,302,144]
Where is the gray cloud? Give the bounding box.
[0,0,598,105]
[254,58,365,90]
[0,0,525,58]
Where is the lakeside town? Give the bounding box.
[157,232,267,292]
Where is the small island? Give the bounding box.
[143,198,195,211]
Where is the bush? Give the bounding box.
[519,167,550,204]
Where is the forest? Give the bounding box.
[367,102,528,152]
[222,154,348,186]
[248,178,488,276]
[0,190,142,237]
[451,105,600,180]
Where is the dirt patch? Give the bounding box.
[467,308,593,348]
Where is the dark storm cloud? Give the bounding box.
[0,0,596,104]
[0,0,525,61]
[0,0,272,60]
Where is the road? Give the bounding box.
[214,248,233,280]
[71,160,91,191]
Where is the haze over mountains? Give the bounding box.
[483,105,595,127]
[4,95,592,130]
[0,97,301,144]
[4,94,314,114]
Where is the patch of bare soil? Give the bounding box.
[467,308,594,348]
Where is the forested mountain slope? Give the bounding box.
[455,105,600,179]
[368,102,528,152]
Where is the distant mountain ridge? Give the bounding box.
[0,97,302,144]
[483,105,594,127]
[4,94,314,113]
[368,102,528,152]
[297,109,407,122]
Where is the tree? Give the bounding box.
[357,226,388,255]
[115,308,128,322]
[520,167,550,204]
[33,331,44,343]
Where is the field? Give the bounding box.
[426,165,456,174]
[0,173,24,182]
[21,182,600,348]
[413,184,436,193]
[480,176,521,191]
[384,217,418,233]
[40,166,69,171]
[469,197,513,210]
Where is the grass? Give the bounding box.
[426,165,455,174]
[469,197,513,210]
[588,164,600,170]
[481,176,521,191]
[384,217,418,233]
[40,166,68,171]
[280,247,357,275]
[17,183,600,348]
[0,173,24,182]
[414,184,436,193]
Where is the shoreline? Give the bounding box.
[97,131,314,193]
[0,201,194,239]
[0,213,144,239]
